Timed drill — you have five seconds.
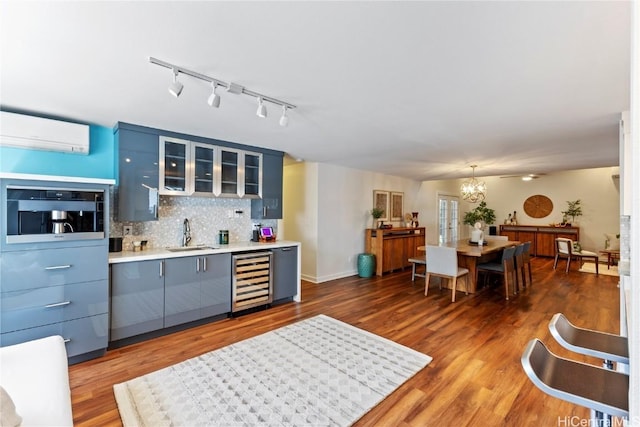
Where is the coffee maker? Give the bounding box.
[51,210,74,234]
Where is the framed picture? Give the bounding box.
[373,190,389,221]
[391,191,404,221]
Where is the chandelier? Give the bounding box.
[460,165,486,203]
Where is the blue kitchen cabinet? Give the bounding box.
[251,152,283,219]
[0,244,109,361]
[272,246,298,302]
[115,124,159,221]
[110,260,165,341]
[200,253,232,318]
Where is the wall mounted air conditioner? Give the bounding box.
[0,111,90,155]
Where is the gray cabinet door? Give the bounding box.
[251,153,283,219]
[116,127,159,221]
[272,246,298,301]
[164,256,200,327]
[200,253,231,318]
[110,260,164,340]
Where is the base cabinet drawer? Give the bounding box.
[0,314,108,358]
[0,246,108,292]
[1,280,108,333]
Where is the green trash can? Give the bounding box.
[357,253,375,278]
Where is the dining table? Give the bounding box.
[418,238,519,293]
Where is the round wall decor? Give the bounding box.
[524,195,553,218]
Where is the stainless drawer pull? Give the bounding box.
[45,265,72,270]
[63,338,71,343]
[281,248,292,252]
[45,301,71,308]
[203,257,207,272]
[196,257,200,272]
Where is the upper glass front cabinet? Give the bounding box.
[159,136,261,198]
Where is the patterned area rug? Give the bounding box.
[114,314,432,427]
[579,262,619,277]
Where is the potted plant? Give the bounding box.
[463,201,496,242]
[371,207,384,229]
[561,199,582,225]
[462,201,496,228]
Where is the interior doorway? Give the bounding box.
[438,194,459,244]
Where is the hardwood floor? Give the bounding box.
[69,257,622,426]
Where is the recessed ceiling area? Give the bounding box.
[0,1,630,181]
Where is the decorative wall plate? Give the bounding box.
[524,195,553,218]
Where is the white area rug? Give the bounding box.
[114,314,432,427]
[579,262,619,277]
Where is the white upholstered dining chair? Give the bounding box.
[424,245,469,302]
[553,238,599,275]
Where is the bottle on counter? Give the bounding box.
[219,230,229,245]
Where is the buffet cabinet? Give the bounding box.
[500,225,580,257]
[365,227,426,276]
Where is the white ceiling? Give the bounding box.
[0,1,631,181]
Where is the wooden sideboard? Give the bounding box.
[365,227,426,276]
[500,225,580,257]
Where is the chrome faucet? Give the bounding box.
[182,218,192,247]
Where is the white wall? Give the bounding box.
[281,162,319,281]
[284,162,420,283]
[285,164,621,283]
[466,168,621,251]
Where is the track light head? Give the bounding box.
[207,82,221,108]
[279,106,289,127]
[168,68,183,97]
[257,97,267,118]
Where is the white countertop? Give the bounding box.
[109,240,300,263]
[0,172,115,185]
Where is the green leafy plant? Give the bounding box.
[463,201,496,226]
[562,199,583,223]
[371,207,384,219]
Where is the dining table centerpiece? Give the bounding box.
[463,201,496,242]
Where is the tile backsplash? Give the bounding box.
[110,195,276,250]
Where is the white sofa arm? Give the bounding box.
[0,335,73,427]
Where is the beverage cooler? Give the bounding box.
[231,251,273,313]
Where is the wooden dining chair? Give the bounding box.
[424,245,469,302]
[521,241,533,287]
[553,238,599,275]
[477,246,517,300]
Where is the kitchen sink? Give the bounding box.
[166,245,219,252]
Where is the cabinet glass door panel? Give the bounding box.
[244,152,261,197]
[160,137,190,195]
[220,149,239,196]
[193,144,215,194]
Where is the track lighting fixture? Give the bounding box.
[279,106,289,127]
[150,57,295,125]
[207,82,220,108]
[168,68,183,97]
[257,97,267,118]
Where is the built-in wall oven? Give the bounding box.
[5,185,105,244]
